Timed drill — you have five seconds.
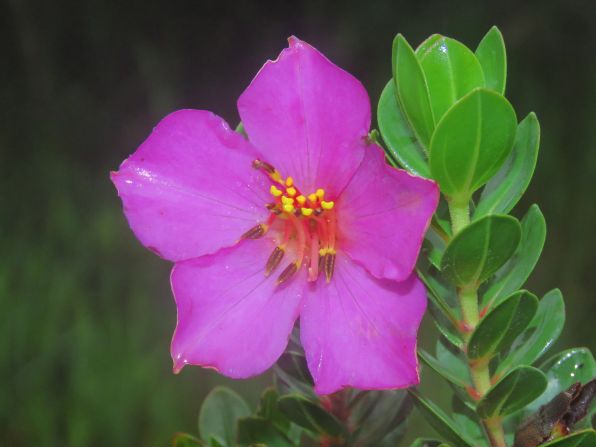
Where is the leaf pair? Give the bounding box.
[379,27,540,217]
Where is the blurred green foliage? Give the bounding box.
[1,0,594,445]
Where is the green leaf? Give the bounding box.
[409,390,474,447]
[208,437,224,447]
[497,289,565,375]
[256,388,291,435]
[429,88,517,201]
[482,204,546,308]
[418,269,462,348]
[199,387,251,446]
[173,433,205,447]
[475,26,507,94]
[476,366,547,418]
[526,348,596,417]
[468,290,538,360]
[419,339,471,388]
[277,395,344,438]
[416,34,485,123]
[440,215,521,286]
[392,34,435,148]
[410,439,450,447]
[377,80,431,177]
[237,417,295,447]
[451,397,487,445]
[347,389,412,446]
[541,430,596,447]
[475,113,540,218]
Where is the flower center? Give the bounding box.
[240,159,338,285]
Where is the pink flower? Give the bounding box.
[111,37,438,395]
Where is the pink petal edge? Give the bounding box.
[111,109,271,262]
[299,253,427,395]
[238,36,370,196]
[170,238,304,378]
[338,145,439,281]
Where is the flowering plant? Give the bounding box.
[112,28,595,447]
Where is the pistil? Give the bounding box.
[248,159,339,285]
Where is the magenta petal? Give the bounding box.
[238,37,370,194]
[170,239,304,378]
[338,145,439,281]
[111,110,271,262]
[300,254,427,395]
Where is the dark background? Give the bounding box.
[2,0,595,445]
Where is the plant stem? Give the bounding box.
[448,199,509,447]
[448,198,470,234]
[484,418,508,447]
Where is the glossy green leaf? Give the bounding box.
[392,34,435,147]
[429,88,517,201]
[237,417,295,447]
[452,397,487,446]
[475,26,507,94]
[256,388,292,435]
[482,205,546,309]
[477,366,547,418]
[541,430,596,447]
[416,34,485,122]
[409,390,474,447]
[418,269,462,348]
[441,215,521,286]
[475,113,540,218]
[347,389,412,446]
[526,348,596,417]
[378,80,431,177]
[468,290,538,360]
[410,439,450,447]
[497,289,565,375]
[199,387,251,446]
[419,349,467,388]
[173,433,205,447]
[277,394,344,437]
[419,338,470,388]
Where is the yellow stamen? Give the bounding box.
[308,193,318,203]
[270,185,282,197]
[319,248,327,256]
[316,188,325,199]
[283,203,295,213]
[296,195,306,205]
[286,187,297,197]
[270,171,282,183]
[281,196,294,205]
[285,177,294,187]
[301,208,314,216]
[321,200,334,210]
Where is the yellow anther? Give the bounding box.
[281,196,294,205]
[301,208,314,217]
[270,171,282,183]
[270,185,283,197]
[319,248,328,256]
[296,195,306,205]
[283,203,295,213]
[321,200,335,210]
[286,187,297,197]
[308,193,318,203]
[316,188,325,199]
[285,177,294,187]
